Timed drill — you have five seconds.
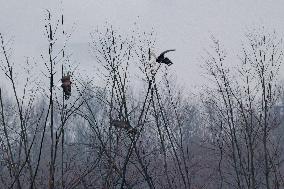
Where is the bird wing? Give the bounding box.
[159,49,176,57]
[162,58,173,65]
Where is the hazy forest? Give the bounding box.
[0,7,284,189]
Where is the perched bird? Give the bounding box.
[149,49,176,66]
[111,120,137,135]
[156,49,175,66]
[61,74,72,100]
[111,120,130,130]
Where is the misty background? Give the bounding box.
[1,1,284,189]
[1,0,284,91]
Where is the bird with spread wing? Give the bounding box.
[149,49,176,66]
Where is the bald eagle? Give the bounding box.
[61,74,72,100]
[149,49,175,66]
[111,120,137,135]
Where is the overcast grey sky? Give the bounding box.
[1,0,284,91]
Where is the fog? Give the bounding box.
[1,0,284,91]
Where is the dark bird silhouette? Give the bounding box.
[61,74,72,100]
[149,49,176,66]
[156,49,175,66]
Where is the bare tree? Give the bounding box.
[202,28,284,189]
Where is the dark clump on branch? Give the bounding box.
[111,120,137,135]
[156,49,176,66]
[61,74,72,100]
